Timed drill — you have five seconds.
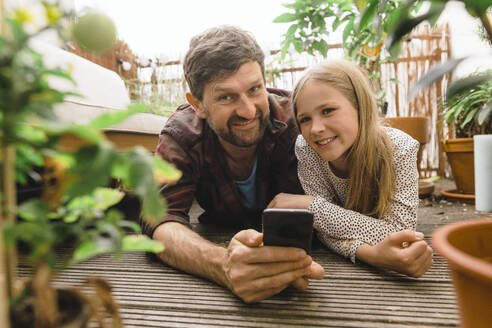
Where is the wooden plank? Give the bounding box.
[16,203,468,328]
[17,246,460,328]
[117,309,453,328]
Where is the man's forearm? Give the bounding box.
[152,222,229,287]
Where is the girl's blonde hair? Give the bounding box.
[292,60,395,219]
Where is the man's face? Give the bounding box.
[192,61,270,147]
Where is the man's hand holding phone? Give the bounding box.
[222,229,316,303]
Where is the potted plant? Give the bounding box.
[385,1,491,327]
[440,71,492,200]
[432,218,492,328]
[0,3,181,328]
[382,0,491,201]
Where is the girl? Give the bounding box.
[268,60,433,278]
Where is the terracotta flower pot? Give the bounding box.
[432,219,492,328]
[382,116,430,170]
[382,116,434,196]
[442,138,474,194]
[10,288,91,328]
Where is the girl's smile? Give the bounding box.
[314,136,336,147]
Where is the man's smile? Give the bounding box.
[232,118,258,129]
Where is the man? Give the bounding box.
[142,26,325,304]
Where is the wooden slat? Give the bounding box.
[17,243,459,328]
[17,201,476,328]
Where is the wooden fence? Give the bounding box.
[381,24,452,178]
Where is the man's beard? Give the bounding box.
[205,108,269,147]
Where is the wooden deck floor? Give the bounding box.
[18,233,459,328]
[17,179,492,327]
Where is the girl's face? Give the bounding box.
[296,79,359,173]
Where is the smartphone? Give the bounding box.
[262,208,314,254]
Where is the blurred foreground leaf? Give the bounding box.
[478,99,492,125]
[88,104,149,130]
[408,58,466,101]
[122,235,164,253]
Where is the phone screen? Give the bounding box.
[262,208,314,253]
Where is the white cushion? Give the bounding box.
[31,40,167,135]
[31,40,130,109]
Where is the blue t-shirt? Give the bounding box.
[235,156,258,210]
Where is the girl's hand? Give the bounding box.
[356,230,434,278]
[267,193,315,209]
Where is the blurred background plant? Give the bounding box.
[442,70,492,137]
[274,0,431,114]
[0,1,181,327]
[384,0,491,134]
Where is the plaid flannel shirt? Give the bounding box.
[141,88,303,236]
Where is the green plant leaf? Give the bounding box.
[153,156,182,184]
[477,99,492,125]
[273,13,298,23]
[118,220,141,233]
[280,40,291,59]
[428,1,447,27]
[343,16,355,43]
[461,106,480,127]
[123,148,167,222]
[66,142,118,198]
[72,234,163,265]
[67,124,105,143]
[462,0,491,17]
[122,235,164,253]
[89,104,149,130]
[17,199,50,221]
[42,69,74,83]
[16,143,44,167]
[92,188,125,211]
[358,0,378,31]
[318,39,329,57]
[286,23,298,37]
[408,57,467,101]
[72,239,110,264]
[16,124,48,144]
[354,0,367,11]
[332,17,343,30]
[293,39,304,53]
[385,3,405,34]
[142,192,167,224]
[446,74,492,100]
[282,2,303,10]
[386,2,445,54]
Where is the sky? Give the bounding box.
[73,0,491,77]
[74,0,295,60]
